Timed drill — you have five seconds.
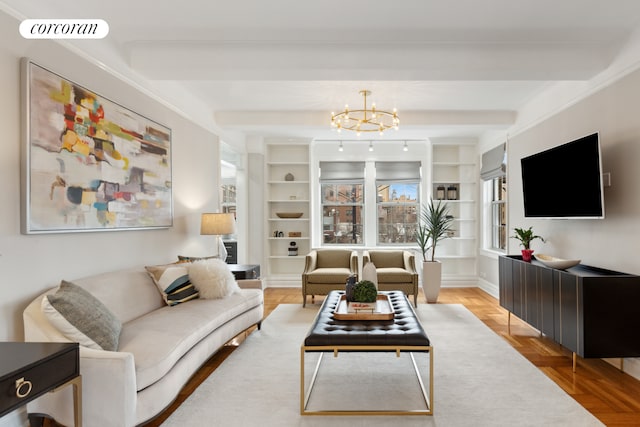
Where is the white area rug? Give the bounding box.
[162,304,603,426]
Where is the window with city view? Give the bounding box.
[321,183,364,244]
[377,183,419,244]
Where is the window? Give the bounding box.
[321,183,364,244]
[376,183,419,244]
[319,162,365,245]
[490,176,507,251]
[481,143,507,252]
[375,161,421,245]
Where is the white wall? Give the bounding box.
[492,66,640,380]
[507,69,640,272]
[0,10,222,342]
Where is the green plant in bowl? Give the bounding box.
[352,280,377,302]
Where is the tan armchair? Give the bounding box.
[301,249,359,307]
[362,250,418,306]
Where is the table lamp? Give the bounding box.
[200,213,236,262]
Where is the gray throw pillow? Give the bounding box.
[41,280,122,351]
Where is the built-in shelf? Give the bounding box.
[432,141,478,282]
[266,142,311,282]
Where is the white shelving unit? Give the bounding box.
[431,142,478,283]
[265,142,310,282]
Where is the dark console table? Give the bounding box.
[228,264,260,280]
[499,255,640,371]
[0,342,81,426]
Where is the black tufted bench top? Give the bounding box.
[304,290,430,348]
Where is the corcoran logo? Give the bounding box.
[19,19,109,39]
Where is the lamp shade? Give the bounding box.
[200,213,236,235]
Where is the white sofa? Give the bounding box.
[23,267,264,427]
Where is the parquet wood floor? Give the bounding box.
[139,287,640,426]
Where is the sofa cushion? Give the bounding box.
[41,280,122,351]
[188,258,240,299]
[316,250,351,268]
[305,267,352,284]
[376,267,414,283]
[71,268,165,324]
[118,288,263,391]
[145,264,200,306]
[369,251,404,268]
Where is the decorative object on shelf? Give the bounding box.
[345,274,357,302]
[447,185,458,200]
[330,89,399,136]
[436,185,446,200]
[289,195,297,200]
[288,241,298,256]
[511,226,545,262]
[534,254,581,270]
[415,199,454,303]
[273,230,279,237]
[201,213,236,263]
[285,173,294,181]
[288,231,302,237]
[362,261,378,289]
[278,231,284,237]
[276,212,303,218]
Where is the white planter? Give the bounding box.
[422,260,442,303]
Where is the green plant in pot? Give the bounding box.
[351,280,378,302]
[416,199,454,303]
[511,226,545,262]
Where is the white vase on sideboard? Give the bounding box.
[422,260,442,303]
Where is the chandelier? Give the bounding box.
[330,90,399,136]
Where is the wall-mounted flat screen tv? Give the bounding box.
[521,132,604,219]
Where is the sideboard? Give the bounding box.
[499,255,640,371]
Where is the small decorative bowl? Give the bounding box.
[276,212,303,218]
[534,254,581,270]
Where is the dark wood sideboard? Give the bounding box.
[499,255,640,371]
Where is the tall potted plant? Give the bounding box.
[511,226,545,262]
[416,199,454,303]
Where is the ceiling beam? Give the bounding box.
[214,110,516,127]
[129,40,614,81]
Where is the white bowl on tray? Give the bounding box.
[534,254,581,270]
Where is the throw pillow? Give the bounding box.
[145,264,200,306]
[188,258,240,299]
[41,280,122,351]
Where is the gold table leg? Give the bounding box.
[52,375,82,427]
[301,345,433,416]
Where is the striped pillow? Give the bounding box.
[145,264,199,306]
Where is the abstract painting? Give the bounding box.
[22,59,172,233]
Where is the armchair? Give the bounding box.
[301,249,359,307]
[362,250,418,306]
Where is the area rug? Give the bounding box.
[161,304,604,426]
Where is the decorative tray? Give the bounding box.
[333,294,395,320]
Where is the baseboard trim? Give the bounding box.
[477,277,499,298]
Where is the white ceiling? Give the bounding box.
[4,0,640,140]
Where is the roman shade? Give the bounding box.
[375,161,421,183]
[319,161,365,181]
[480,143,506,180]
